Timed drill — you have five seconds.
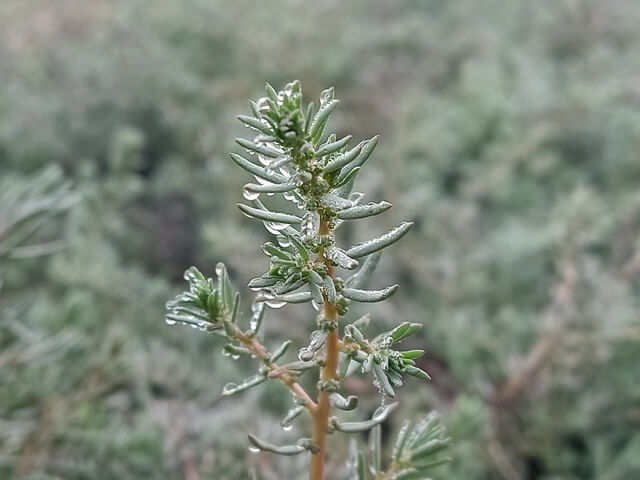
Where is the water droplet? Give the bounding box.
[265,221,289,232]
[279,167,292,178]
[256,97,269,112]
[222,383,237,395]
[242,186,260,201]
[283,191,295,202]
[257,154,270,166]
[231,354,240,360]
[222,349,231,357]
[265,299,286,309]
[282,424,293,432]
[255,176,275,186]
[263,222,281,235]
[276,235,291,248]
[311,301,320,311]
[248,446,260,454]
[165,318,177,326]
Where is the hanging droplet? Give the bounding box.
[248,446,260,454]
[242,186,260,201]
[265,221,289,232]
[282,424,293,432]
[222,383,237,395]
[165,318,177,326]
[263,222,281,235]
[265,299,286,309]
[256,97,269,112]
[276,235,291,247]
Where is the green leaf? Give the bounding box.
[348,440,366,480]
[243,182,297,194]
[337,201,392,220]
[270,340,292,362]
[392,419,413,462]
[324,275,337,304]
[238,204,302,225]
[281,405,305,430]
[216,262,234,310]
[345,251,382,289]
[316,135,352,157]
[325,246,359,270]
[223,343,253,357]
[388,322,423,342]
[330,392,359,411]
[222,375,267,395]
[322,143,363,173]
[248,276,279,288]
[346,222,413,258]
[230,292,240,323]
[277,291,313,303]
[405,365,431,381]
[336,135,378,183]
[247,434,315,456]
[342,285,398,303]
[235,137,281,158]
[401,350,426,360]
[373,361,396,398]
[262,242,293,260]
[333,166,360,190]
[370,425,382,473]
[237,115,273,135]
[265,83,279,102]
[229,153,287,184]
[310,98,340,140]
[286,232,310,262]
[333,402,398,432]
[309,281,324,305]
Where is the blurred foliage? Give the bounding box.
[1,0,640,479]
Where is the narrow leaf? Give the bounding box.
[405,365,431,381]
[330,392,358,411]
[345,251,382,289]
[277,291,313,303]
[392,420,413,462]
[322,143,363,173]
[316,135,352,157]
[342,285,399,303]
[243,182,296,194]
[237,115,273,135]
[337,201,392,220]
[238,204,302,225]
[230,153,287,184]
[325,246,359,270]
[247,434,311,456]
[346,222,413,258]
[222,375,266,395]
[236,137,281,158]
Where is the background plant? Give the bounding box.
[2,0,640,478]
[166,81,449,479]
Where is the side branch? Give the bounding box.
[235,327,317,412]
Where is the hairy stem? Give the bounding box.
[235,327,317,412]
[310,219,338,480]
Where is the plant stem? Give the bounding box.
[234,327,317,412]
[310,219,339,480]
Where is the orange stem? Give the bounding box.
[309,219,338,480]
[235,327,316,412]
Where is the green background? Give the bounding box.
[1,0,640,478]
